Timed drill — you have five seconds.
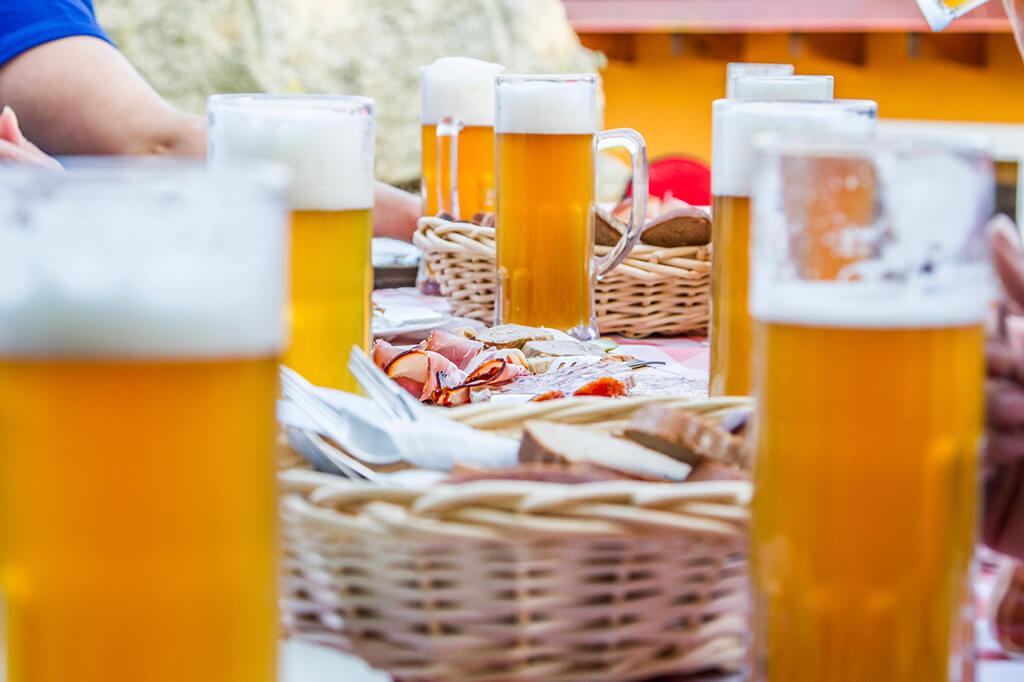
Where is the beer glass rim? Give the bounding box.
[0,156,292,192]
[753,130,991,162]
[496,73,597,86]
[207,93,374,114]
[712,98,878,114]
[729,74,834,86]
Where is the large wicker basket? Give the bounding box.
[413,217,711,338]
[280,396,751,681]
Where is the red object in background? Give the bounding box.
[627,156,711,206]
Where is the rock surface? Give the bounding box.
[94,0,603,185]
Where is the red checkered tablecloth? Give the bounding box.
[372,288,1023,671]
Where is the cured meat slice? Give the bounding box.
[423,329,484,371]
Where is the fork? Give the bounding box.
[347,346,425,421]
[280,366,403,466]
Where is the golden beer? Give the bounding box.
[420,57,504,219]
[0,358,279,682]
[208,94,376,391]
[496,132,595,330]
[288,208,372,389]
[752,322,981,681]
[421,124,495,218]
[0,162,289,682]
[709,195,751,396]
[708,99,877,396]
[749,136,993,681]
[494,74,647,338]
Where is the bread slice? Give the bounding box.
[623,405,749,469]
[474,324,556,349]
[519,421,692,481]
[640,206,711,247]
[594,206,626,246]
[522,339,606,358]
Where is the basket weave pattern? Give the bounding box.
[413,217,711,338]
[281,473,748,682]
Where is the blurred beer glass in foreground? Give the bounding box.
[726,63,794,97]
[420,57,505,219]
[729,75,834,101]
[494,74,647,338]
[709,99,877,397]
[0,161,289,682]
[750,135,993,681]
[208,94,374,391]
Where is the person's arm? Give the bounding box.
[0,35,204,157]
[374,182,420,242]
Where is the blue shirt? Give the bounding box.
[0,1,113,68]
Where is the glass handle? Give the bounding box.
[595,128,648,279]
[436,115,464,218]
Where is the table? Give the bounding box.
[282,641,1022,681]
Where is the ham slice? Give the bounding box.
[423,329,484,371]
[385,348,467,402]
[372,339,404,370]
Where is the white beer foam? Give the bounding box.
[421,57,505,127]
[726,63,794,97]
[729,75,834,101]
[208,99,374,211]
[750,281,991,327]
[0,166,289,356]
[712,100,877,197]
[495,78,596,135]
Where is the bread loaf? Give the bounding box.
[641,206,711,247]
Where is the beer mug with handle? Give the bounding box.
[494,74,647,340]
[421,57,505,219]
[749,133,993,681]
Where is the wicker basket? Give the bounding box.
[280,396,752,681]
[413,216,711,338]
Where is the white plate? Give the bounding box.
[372,304,450,337]
[282,640,390,681]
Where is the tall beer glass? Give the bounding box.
[750,135,993,681]
[208,94,374,391]
[421,57,505,219]
[726,63,794,97]
[730,75,834,101]
[0,160,289,682]
[709,99,877,396]
[495,74,647,339]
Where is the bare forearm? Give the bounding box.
[373,182,420,241]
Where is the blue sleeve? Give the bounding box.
[0,0,114,69]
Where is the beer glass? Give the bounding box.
[917,0,993,30]
[749,134,993,681]
[495,74,647,339]
[709,99,877,396]
[0,160,289,682]
[726,63,794,97]
[208,94,374,391]
[421,57,505,219]
[729,74,834,101]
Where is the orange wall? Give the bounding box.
[591,32,1024,164]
